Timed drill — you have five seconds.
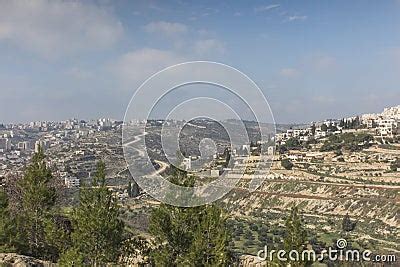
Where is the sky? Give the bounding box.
[0,0,400,124]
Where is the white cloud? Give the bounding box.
[280,68,300,78]
[0,0,123,58]
[194,39,226,56]
[144,21,188,36]
[109,38,226,88]
[111,48,185,87]
[143,22,225,57]
[287,15,308,21]
[254,4,280,12]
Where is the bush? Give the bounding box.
[320,133,373,152]
[243,240,254,247]
[249,223,258,232]
[281,159,294,170]
[390,158,400,171]
[342,214,356,232]
[285,138,301,149]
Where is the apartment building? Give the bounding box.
[377,118,399,138]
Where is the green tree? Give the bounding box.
[0,188,14,252]
[175,150,185,167]
[127,181,132,197]
[185,205,230,266]
[127,180,140,198]
[277,145,288,154]
[281,158,294,170]
[43,215,72,261]
[320,133,373,152]
[58,247,85,266]
[223,147,231,168]
[17,147,56,258]
[310,124,316,135]
[329,124,338,132]
[342,214,356,232]
[149,169,231,266]
[285,138,301,150]
[149,201,197,265]
[64,161,125,265]
[283,206,307,266]
[390,158,400,171]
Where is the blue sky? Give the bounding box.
[0,0,399,123]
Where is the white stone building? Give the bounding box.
[377,118,399,138]
[64,176,80,188]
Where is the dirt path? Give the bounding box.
[231,187,399,204]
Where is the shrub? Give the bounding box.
[281,158,294,170]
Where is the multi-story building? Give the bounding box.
[315,130,327,139]
[293,129,309,137]
[34,140,49,152]
[366,119,377,129]
[323,119,340,127]
[182,157,191,171]
[18,141,30,151]
[377,118,399,138]
[361,113,378,128]
[382,106,400,120]
[64,176,80,188]
[0,138,10,151]
[267,146,275,156]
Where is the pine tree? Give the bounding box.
[311,124,316,135]
[281,158,294,170]
[149,202,196,265]
[185,205,231,266]
[223,148,231,168]
[127,181,132,197]
[17,146,56,258]
[127,180,140,198]
[58,247,85,266]
[175,150,185,167]
[342,214,356,232]
[283,206,307,266]
[131,180,140,197]
[63,161,124,265]
[149,168,231,266]
[43,215,72,261]
[0,188,14,252]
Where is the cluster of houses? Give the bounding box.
[362,106,400,138]
[0,118,124,193]
[275,118,344,145]
[276,105,400,145]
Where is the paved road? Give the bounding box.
[121,131,169,177]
